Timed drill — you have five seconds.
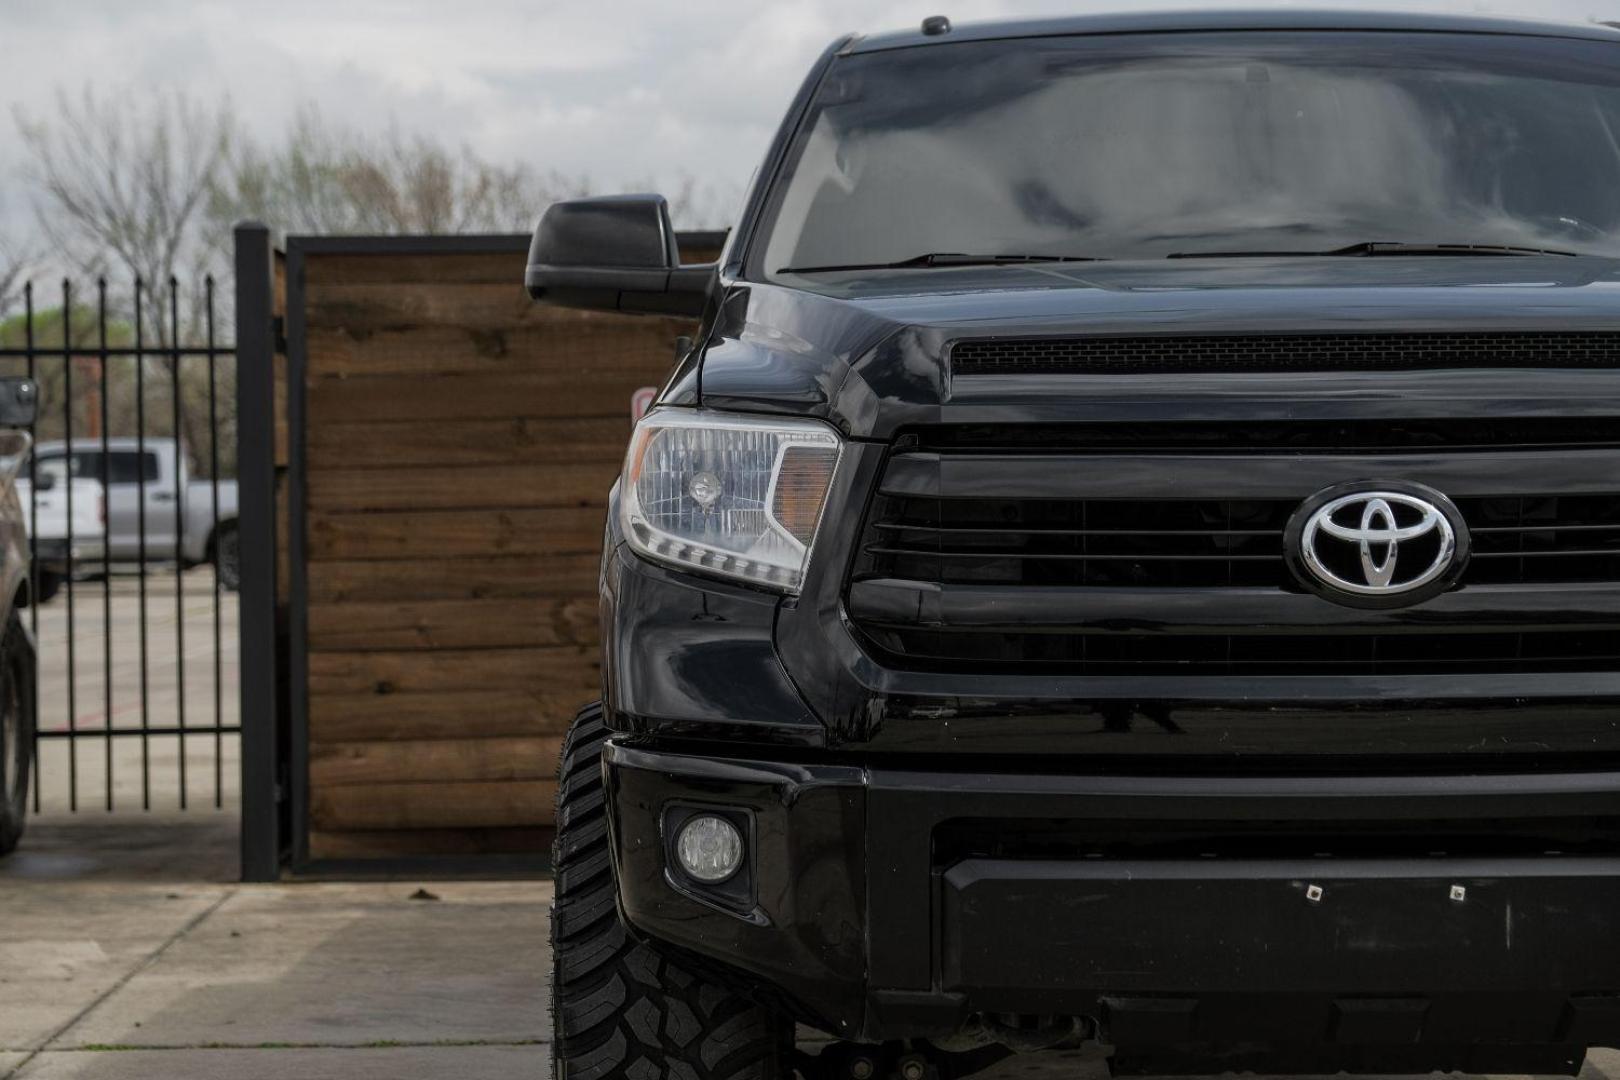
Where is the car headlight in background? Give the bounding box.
[621,408,843,594]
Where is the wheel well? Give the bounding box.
[205,517,239,560]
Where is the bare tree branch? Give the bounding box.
[14,85,234,343]
[0,240,32,318]
[209,107,586,238]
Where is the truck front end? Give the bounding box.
[541,14,1620,1079]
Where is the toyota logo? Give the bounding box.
[1285,483,1469,608]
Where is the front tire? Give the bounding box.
[212,522,240,592]
[0,612,36,856]
[551,703,791,1080]
[32,572,61,605]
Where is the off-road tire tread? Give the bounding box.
[551,703,787,1080]
[214,522,242,592]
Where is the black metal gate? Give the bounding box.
[0,275,240,814]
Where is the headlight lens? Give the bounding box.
[622,408,842,593]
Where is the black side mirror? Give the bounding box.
[34,469,56,492]
[0,379,38,429]
[526,195,714,317]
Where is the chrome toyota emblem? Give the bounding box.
[1286,483,1469,608]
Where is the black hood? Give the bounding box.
[694,256,1620,439]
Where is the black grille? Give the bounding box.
[950,332,1620,376]
[861,495,1291,588]
[905,419,1620,454]
[1467,496,1620,585]
[850,462,1620,676]
[857,493,1620,591]
[859,627,1620,676]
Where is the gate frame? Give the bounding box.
[281,233,555,879]
[235,222,285,882]
[1,265,242,836]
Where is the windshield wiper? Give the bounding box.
[778,252,1108,274]
[1168,241,1587,259]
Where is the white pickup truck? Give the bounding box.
[10,456,105,604]
[27,438,240,591]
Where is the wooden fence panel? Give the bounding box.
[297,237,711,861]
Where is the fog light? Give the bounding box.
[674,814,743,883]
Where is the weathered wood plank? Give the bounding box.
[306,282,535,332]
[311,779,559,831]
[307,596,595,651]
[306,553,600,604]
[305,282,693,336]
[273,353,289,467]
[307,417,631,469]
[679,243,725,263]
[307,464,615,512]
[308,506,605,561]
[307,646,599,696]
[308,689,582,742]
[294,244,698,857]
[309,735,565,787]
[274,249,288,315]
[307,371,645,426]
[305,252,526,286]
[308,826,551,860]
[301,245,717,287]
[305,322,690,378]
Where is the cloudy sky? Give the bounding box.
[1,0,1616,241]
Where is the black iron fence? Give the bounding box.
[0,276,240,813]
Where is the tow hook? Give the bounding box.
[895,1052,930,1080]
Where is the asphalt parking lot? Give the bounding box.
[28,566,239,816]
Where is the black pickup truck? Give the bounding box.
[530,12,1620,1079]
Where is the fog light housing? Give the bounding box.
[674,814,744,884]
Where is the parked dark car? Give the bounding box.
[0,377,40,855]
[533,12,1620,1079]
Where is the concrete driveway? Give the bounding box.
[0,818,544,1079]
[29,566,240,817]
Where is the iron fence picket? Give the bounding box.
[135,278,150,811]
[207,276,224,809]
[169,279,186,810]
[22,282,37,817]
[0,275,241,815]
[99,277,113,810]
[61,282,76,812]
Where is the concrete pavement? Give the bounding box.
[30,566,240,816]
[0,818,547,1079]
[8,1047,538,1079]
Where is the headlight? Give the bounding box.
[621,408,842,594]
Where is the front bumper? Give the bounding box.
[33,535,106,571]
[605,741,1620,1069]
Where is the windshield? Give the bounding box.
[755,31,1620,275]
